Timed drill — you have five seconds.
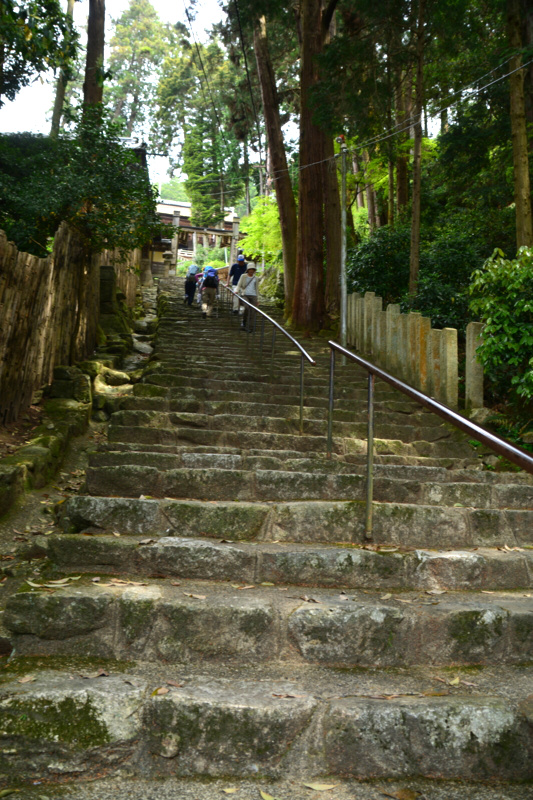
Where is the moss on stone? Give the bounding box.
[119,597,155,644]
[449,609,505,650]
[0,695,111,749]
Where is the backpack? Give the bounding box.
[203,274,218,288]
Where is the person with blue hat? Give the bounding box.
[184,264,199,306]
[227,253,247,314]
[201,266,219,318]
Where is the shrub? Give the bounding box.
[469,247,533,405]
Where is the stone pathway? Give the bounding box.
[1,277,533,795]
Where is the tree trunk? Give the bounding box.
[127,91,139,134]
[363,151,376,231]
[395,68,409,212]
[253,16,297,312]
[292,0,326,330]
[388,160,395,227]
[352,154,365,208]
[508,0,533,247]
[243,141,251,215]
[408,0,425,296]
[522,0,533,151]
[83,0,106,106]
[50,0,76,136]
[323,135,341,316]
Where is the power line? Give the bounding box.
[233,0,263,162]
[181,0,232,156]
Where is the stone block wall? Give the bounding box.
[347,292,484,410]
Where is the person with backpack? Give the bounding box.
[184,264,199,306]
[201,266,219,318]
[227,254,247,314]
[236,263,259,330]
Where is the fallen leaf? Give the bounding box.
[481,590,494,594]
[0,790,19,797]
[261,582,275,586]
[303,783,339,791]
[183,592,206,600]
[166,680,183,688]
[92,577,101,582]
[18,675,36,684]
[300,595,320,603]
[222,790,238,795]
[170,581,181,586]
[379,547,398,552]
[259,791,275,800]
[449,676,461,686]
[113,532,121,537]
[152,687,170,696]
[380,593,392,600]
[381,790,420,800]
[139,538,156,545]
[432,676,449,684]
[461,680,478,687]
[426,589,446,595]
[238,585,255,590]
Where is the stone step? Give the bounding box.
[3,661,532,783]
[89,449,532,486]
[109,408,461,443]
[120,395,444,427]
[96,440,480,469]
[5,579,533,667]
[57,496,533,549]
[84,462,533,508]
[106,424,476,459]
[48,534,533,592]
[132,383,433,415]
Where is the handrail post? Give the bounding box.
[365,372,375,540]
[259,316,265,363]
[270,327,276,366]
[327,348,335,457]
[299,354,305,435]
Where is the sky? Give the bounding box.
[0,0,226,183]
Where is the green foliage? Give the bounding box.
[0,107,162,259]
[240,197,283,267]
[0,0,78,105]
[193,245,227,267]
[347,225,410,305]
[469,247,533,405]
[160,177,189,202]
[183,104,243,227]
[105,0,171,136]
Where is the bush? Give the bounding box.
[0,108,162,259]
[469,247,533,405]
[346,224,410,304]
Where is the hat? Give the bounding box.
[237,254,245,261]
[246,264,257,271]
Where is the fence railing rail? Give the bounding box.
[220,284,316,432]
[326,340,533,539]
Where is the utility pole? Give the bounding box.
[336,136,348,352]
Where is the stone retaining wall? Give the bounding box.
[347,292,484,410]
[0,225,139,425]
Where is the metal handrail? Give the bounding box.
[326,340,533,539]
[219,284,316,432]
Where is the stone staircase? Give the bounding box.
[2,277,533,792]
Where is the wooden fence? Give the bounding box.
[0,224,139,425]
[347,291,485,411]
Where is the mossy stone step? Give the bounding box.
[106,423,476,459]
[48,534,533,592]
[5,580,533,667]
[57,496,533,548]
[85,462,533,509]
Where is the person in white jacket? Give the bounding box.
[236,263,259,331]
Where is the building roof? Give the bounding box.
[156,200,239,223]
